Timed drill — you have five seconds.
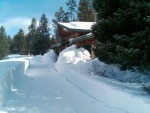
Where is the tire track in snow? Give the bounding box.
[53,67,130,113]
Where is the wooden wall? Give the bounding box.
[57,26,96,58]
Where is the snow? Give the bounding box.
[57,45,90,64]
[0,45,150,113]
[58,22,95,31]
[30,50,56,66]
[55,45,150,113]
[92,59,150,83]
[0,57,30,107]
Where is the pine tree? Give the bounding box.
[92,0,150,69]
[27,18,37,54]
[54,7,66,22]
[32,13,51,55]
[7,35,13,54]
[64,12,70,22]
[53,7,70,44]
[0,26,9,59]
[66,0,77,21]
[93,0,119,19]
[13,29,26,54]
[78,0,95,21]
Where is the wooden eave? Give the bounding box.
[51,33,94,49]
[69,33,94,44]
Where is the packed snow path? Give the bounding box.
[2,63,150,113]
[2,64,106,113]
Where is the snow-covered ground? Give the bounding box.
[0,45,150,113]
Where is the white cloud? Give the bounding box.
[0,18,31,34]
[0,17,53,37]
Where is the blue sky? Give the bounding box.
[0,0,79,37]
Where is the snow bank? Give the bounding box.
[1,58,30,73]
[7,54,28,59]
[56,45,91,64]
[42,50,56,64]
[30,50,56,66]
[55,45,150,113]
[92,58,150,83]
[0,51,55,108]
[0,58,30,107]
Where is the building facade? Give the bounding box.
[51,21,96,58]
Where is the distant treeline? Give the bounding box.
[0,13,52,59]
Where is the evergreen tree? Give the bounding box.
[7,35,13,54]
[27,18,37,54]
[93,0,119,19]
[53,7,70,44]
[64,12,70,22]
[66,0,77,21]
[54,7,66,22]
[32,13,51,55]
[92,0,150,69]
[0,26,9,59]
[7,35,12,45]
[78,0,95,21]
[13,29,26,54]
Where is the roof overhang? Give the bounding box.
[57,22,95,32]
[51,33,94,49]
[69,33,94,44]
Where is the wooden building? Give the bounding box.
[51,21,96,58]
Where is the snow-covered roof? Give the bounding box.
[57,22,96,32]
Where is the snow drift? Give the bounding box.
[56,45,90,64]
[55,45,150,113]
[92,58,150,83]
[0,58,30,107]
[30,50,56,66]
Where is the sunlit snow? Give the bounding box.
[0,45,150,113]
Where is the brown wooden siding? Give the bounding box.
[57,26,96,58]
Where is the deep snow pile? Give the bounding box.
[30,50,56,66]
[56,45,150,84]
[0,56,31,107]
[56,45,91,64]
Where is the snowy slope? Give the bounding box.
[0,46,150,113]
[55,45,150,113]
